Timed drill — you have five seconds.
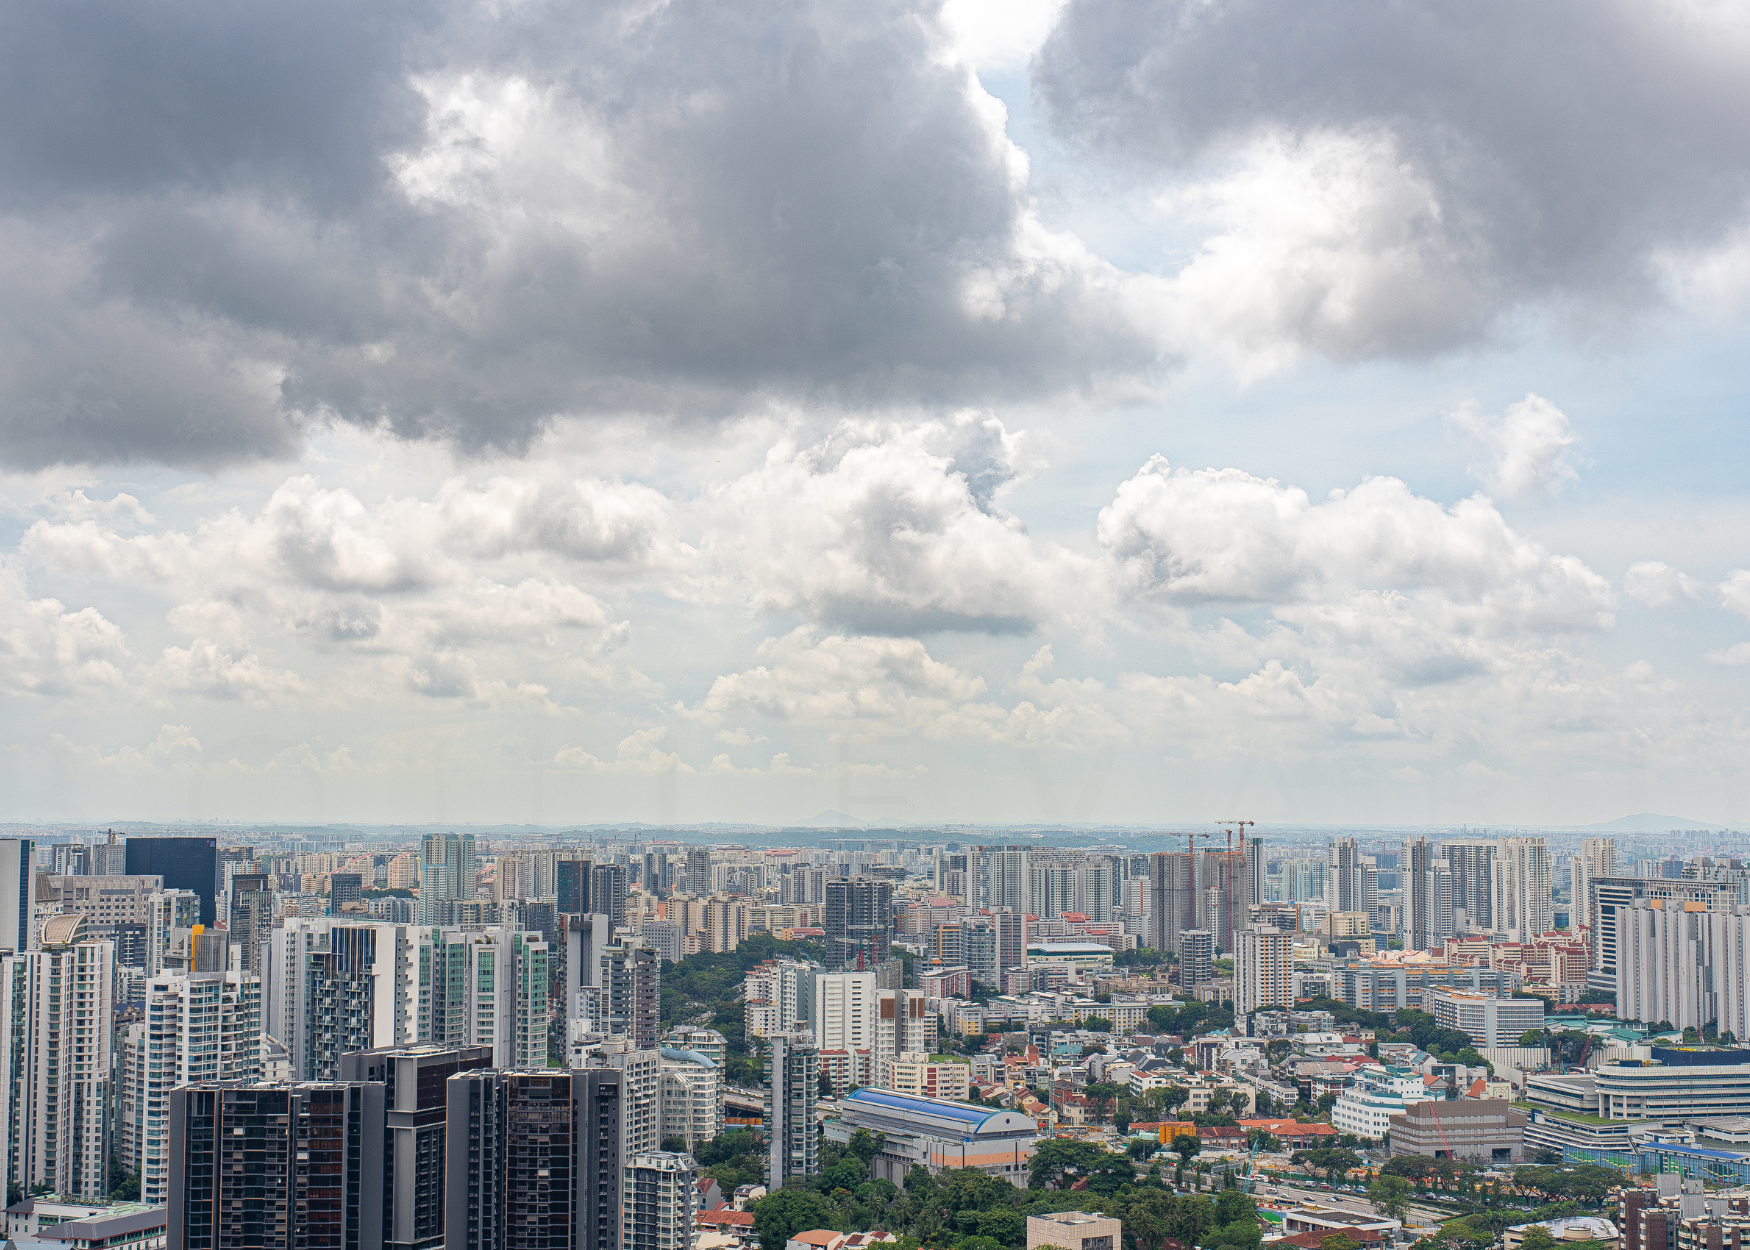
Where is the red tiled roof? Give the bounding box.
[1239,1119,1337,1137]
[697,1212,755,1228]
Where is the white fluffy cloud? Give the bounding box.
[1450,394,1580,500]
[1626,561,1705,608]
[556,727,692,774]
[709,414,1082,633]
[1097,456,1612,633]
[150,640,310,704]
[0,567,130,696]
[1145,129,1478,372]
[690,628,990,729]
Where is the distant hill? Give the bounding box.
[1586,811,1725,831]
[795,809,866,828]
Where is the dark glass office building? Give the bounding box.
[340,1044,494,1250]
[168,1081,386,1250]
[125,837,219,925]
[556,858,592,914]
[445,1069,622,1250]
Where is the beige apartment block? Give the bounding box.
[1028,1212,1121,1250]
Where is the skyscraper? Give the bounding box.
[557,857,594,914]
[968,846,1028,912]
[1572,838,1617,933]
[660,1049,722,1152]
[622,1152,698,1250]
[0,839,34,953]
[1147,851,1194,955]
[1406,836,1438,952]
[1179,930,1213,988]
[416,927,551,1068]
[871,989,926,1084]
[1282,857,1329,903]
[992,909,1028,980]
[1235,925,1292,1017]
[228,873,273,978]
[601,942,660,1048]
[1243,838,1266,908]
[1586,875,1740,995]
[139,968,262,1205]
[1029,864,1077,919]
[339,1044,495,1250]
[420,833,478,925]
[960,922,996,986]
[811,971,877,1053]
[444,1068,622,1250]
[268,919,419,1079]
[1077,857,1116,922]
[146,888,203,975]
[1332,838,1367,915]
[1491,837,1553,942]
[685,846,712,897]
[169,1081,386,1250]
[592,863,628,930]
[1444,841,1496,932]
[126,837,219,926]
[0,915,115,1200]
[566,912,614,1025]
[330,872,365,915]
[824,877,893,971]
[766,1031,819,1189]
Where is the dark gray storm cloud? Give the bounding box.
[1035,0,1750,354]
[0,0,1162,467]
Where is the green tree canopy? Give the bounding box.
[1520,1229,1558,1250]
[1368,1175,1412,1223]
[750,1189,836,1250]
[1029,1137,1109,1189]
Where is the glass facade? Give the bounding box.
[125,837,218,925]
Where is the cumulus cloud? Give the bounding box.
[1709,571,1750,664]
[1450,394,1580,500]
[47,724,205,779]
[21,470,654,657]
[690,628,990,728]
[1626,561,1705,608]
[0,0,1167,468]
[151,640,310,703]
[0,567,130,695]
[555,727,692,774]
[1036,0,1750,357]
[709,413,1083,633]
[1097,456,1612,632]
[1720,570,1750,621]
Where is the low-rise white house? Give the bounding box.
[1331,1064,1434,1140]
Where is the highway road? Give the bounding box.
[1254,1180,1452,1231]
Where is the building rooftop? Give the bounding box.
[844,1088,991,1125]
[1032,1213,1116,1226]
[1507,1217,1618,1240]
[1027,942,1119,954]
[40,1208,169,1242]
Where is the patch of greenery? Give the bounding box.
[658,932,827,1061]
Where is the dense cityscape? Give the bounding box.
[0,825,1747,1250]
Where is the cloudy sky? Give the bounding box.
[6,0,1750,829]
